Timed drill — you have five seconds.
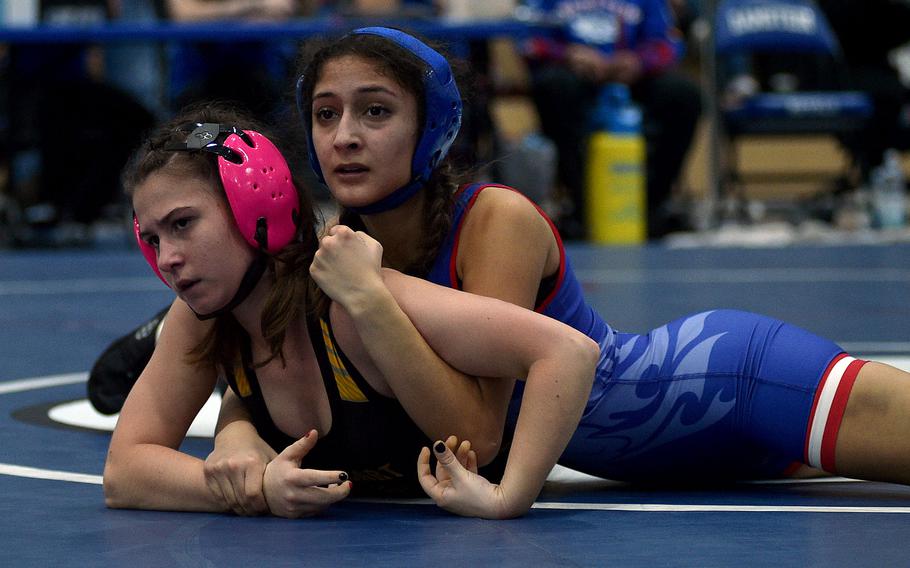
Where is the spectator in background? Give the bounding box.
[816,0,910,181]
[163,0,316,123]
[523,0,702,240]
[105,0,168,120]
[6,0,156,246]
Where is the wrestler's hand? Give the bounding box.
[263,430,352,518]
[311,225,386,311]
[418,440,514,519]
[204,422,277,516]
[435,435,478,484]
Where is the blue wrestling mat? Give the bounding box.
[2,242,909,567]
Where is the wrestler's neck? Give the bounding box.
[231,270,274,350]
[360,190,427,271]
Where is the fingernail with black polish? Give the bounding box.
[338,472,348,482]
[434,441,446,453]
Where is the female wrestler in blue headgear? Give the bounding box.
[202,27,910,517]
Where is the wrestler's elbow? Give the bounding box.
[577,334,600,379]
[102,451,138,509]
[102,464,128,509]
[558,328,599,378]
[560,331,599,410]
[472,432,504,467]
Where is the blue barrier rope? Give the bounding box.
[0,17,548,44]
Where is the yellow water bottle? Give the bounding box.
[585,84,646,244]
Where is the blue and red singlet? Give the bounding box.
[427,183,864,480]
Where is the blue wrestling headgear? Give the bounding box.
[296,26,463,214]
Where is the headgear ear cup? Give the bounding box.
[133,126,300,285]
[350,27,463,184]
[296,74,324,185]
[218,131,299,253]
[134,214,168,287]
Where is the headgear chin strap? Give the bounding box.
[296,27,463,214]
[192,253,269,321]
[134,122,300,320]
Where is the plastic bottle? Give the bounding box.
[585,83,646,244]
[870,149,907,230]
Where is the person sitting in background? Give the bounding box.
[4,0,155,246]
[163,0,313,123]
[816,0,910,182]
[522,0,702,240]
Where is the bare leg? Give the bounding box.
[835,362,910,484]
[788,465,829,479]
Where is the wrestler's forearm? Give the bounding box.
[497,344,596,517]
[340,284,505,464]
[103,444,228,513]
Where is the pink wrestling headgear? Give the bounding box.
[133,123,300,319]
[134,123,300,286]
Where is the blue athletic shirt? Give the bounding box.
[520,0,683,75]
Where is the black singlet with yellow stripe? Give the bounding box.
[223,315,432,496]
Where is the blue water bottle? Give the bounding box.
[585,83,646,244]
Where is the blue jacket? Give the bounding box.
[523,0,683,75]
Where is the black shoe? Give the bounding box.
[87,306,170,414]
